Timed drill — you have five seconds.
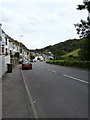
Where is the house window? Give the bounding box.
[6,48,8,55]
[10,50,12,57]
[2,47,4,53]
[20,49,22,53]
[5,37,7,45]
[13,43,15,49]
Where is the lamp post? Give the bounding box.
[19,35,23,59]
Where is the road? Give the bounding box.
[0,78,2,119]
[22,61,89,118]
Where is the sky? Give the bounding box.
[0,0,88,49]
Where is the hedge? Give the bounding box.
[46,60,90,69]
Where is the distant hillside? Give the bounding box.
[61,48,81,58]
[32,38,85,59]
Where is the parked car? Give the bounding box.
[22,60,32,70]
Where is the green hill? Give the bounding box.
[61,48,81,58]
[34,38,84,60]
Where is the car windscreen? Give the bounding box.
[23,61,30,64]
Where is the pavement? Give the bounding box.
[2,65,33,118]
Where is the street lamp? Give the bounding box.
[19,35,23,59]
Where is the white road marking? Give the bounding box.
[21,70,38,118]
[63,74,89,84]
[47,69,56,73]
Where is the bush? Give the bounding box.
[46,60,90,69]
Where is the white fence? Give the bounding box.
[0,55,10,78]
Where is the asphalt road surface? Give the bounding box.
[22,61,89,118]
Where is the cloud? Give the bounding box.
[0,0,88,49]
[0,6,13,22]
[0,0,81,3]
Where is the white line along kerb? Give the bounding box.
[21,70,38,119]
[63,74,89,84]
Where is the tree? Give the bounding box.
[74,1,90,61]
[30,53,35,60]
[14,52,20,59]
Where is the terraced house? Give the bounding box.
[0,24,30,78]
[0,23,3,78]
[0,24,2,55]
